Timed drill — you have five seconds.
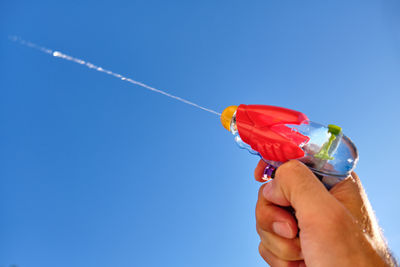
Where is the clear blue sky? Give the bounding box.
[1,0,400,266]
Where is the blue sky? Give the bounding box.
[1,0,400,266]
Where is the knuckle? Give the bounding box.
[255,203,272,228]
[275,160,303,180]
[275,160,320,201]
[284,159,303,170]
[255,205,264,222]
[257,183,267,198]
[276,240,302,261]
[258,242,265,256]
[259,230,302,261]
[258,243,271,265]
[256,224,261,235]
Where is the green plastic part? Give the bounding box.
[314,124,342,161]
[328,124,342,136]
[314,135,336,160]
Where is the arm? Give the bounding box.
[255,160,397,267]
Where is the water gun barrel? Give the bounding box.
[221,105,358,188]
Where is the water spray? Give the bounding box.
[11,36,359,188]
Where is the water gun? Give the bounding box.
[221,105,358,188]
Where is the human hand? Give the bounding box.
[255,159,397,267]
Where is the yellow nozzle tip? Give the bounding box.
[221,105,238,131]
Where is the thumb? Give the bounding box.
[262,160,342,222]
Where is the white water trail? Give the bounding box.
[9,36,221,116]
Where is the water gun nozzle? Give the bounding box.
[221,105,238,131]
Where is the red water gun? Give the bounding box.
[221,105,358,188]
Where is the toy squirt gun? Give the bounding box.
[221,105,358,188]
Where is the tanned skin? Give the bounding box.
[254,160,397,267]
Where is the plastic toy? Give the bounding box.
[221,105,358,188]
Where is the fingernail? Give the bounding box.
[272,222,293,239]
[262,182,273,199]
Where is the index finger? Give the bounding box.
[254,159,268,182]
[256,183,299,238]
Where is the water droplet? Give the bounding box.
[53,51,61,57]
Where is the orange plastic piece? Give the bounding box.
[220,105,238,131]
